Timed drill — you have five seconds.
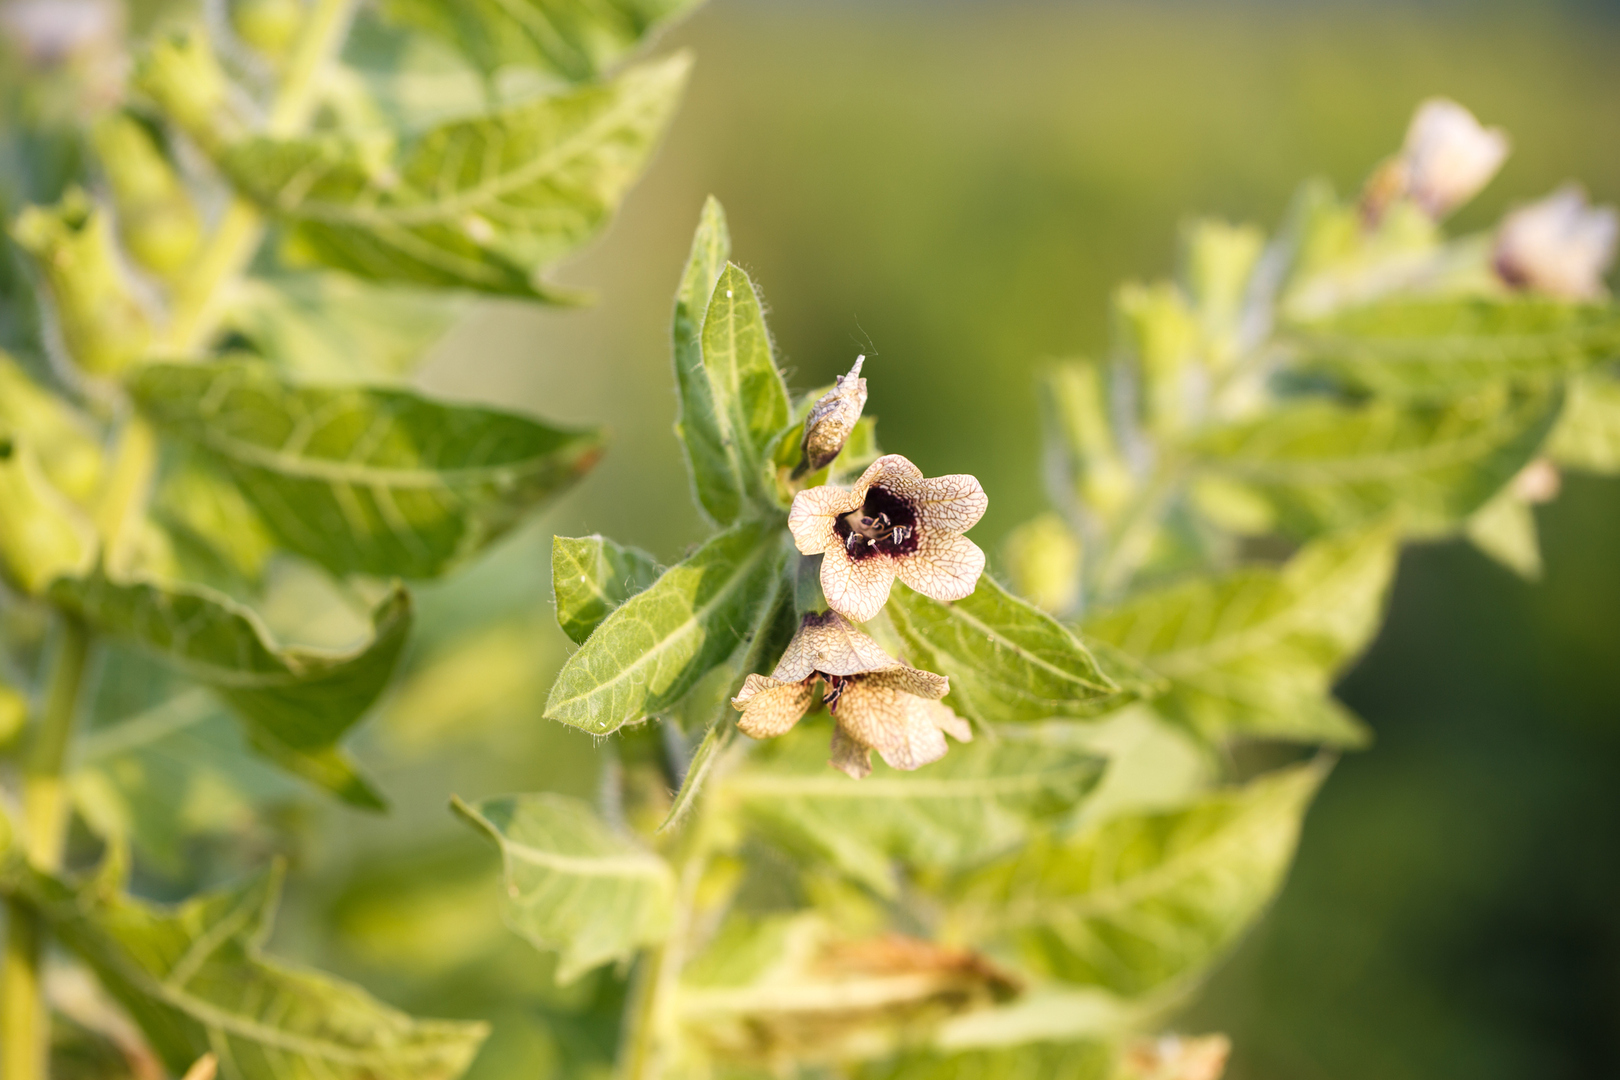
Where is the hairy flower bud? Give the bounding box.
[796,355,868,477]
[1494,185,1618,300]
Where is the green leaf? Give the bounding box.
[672,197,742,524]
[1083,526,1397,746]
[224,273,467,381]
[0,352,105,506]
[0,436,98,595]
[860,1041,1114,1080]
[220,55,691,297]
[544,519,786,734]
[722,725,1105,896]
[1193,383,1562,539]
[1465,489,1542,580]
[698,263,793,516]
[381,0,703,83]
[1289,296,1620,399]
[947,762,1328,999]
[131,360,603,579]
[886,574,1131,727]
[48,576,410,808]
[453,792,676,983]
[551,534,662,645]
[1548,370,1620,474]
[0,860,488,1080]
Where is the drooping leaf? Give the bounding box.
[672,197,739,524]
[219,55,691,297]
[946,762,1328,999]
[1548,370,1620,474]
[131,360,603,579]
[722,725,1106,895]
[0,436,98,594]
[544,519,785,734]
[223,273,467,381]
[0,860,487,1080]
[1192,383,1562,539]
[48,576,410,808]
[1465,489,1542,580]
[453,792,676,983]
[551,534,662,645]
[1083,526,1398,746]
[1289,296,1620,399]
[381,0,703,83]
[886,574,1131,727]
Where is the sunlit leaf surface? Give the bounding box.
[552,533,662,645]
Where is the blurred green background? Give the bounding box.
[39,0,1620,1077]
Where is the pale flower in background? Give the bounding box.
[1363,98,1508,222]
[732,610,970,779]
[788,454,987,623]
[1494,184,1618,300]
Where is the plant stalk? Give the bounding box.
[158,0,360,355]
[1,615,93,1080]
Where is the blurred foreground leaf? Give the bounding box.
[132,361,602,579]
[860,1040,1113,1080]
[454,792,676,983]
[49,576,410,808]
[0,860,487,1080]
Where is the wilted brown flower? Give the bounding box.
[1363,98,1508,222]
[796,355,868,477]
[788,454,987,623]
[731,610,970,778]
[1494,184,1618,300]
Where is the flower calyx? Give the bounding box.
[788,454,987,623]
[731,610,970,779]
[795,355,868,478]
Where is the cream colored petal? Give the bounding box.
[920,699,973,743]
[835,682,949,773]
[895,533,985,604]
[829,726,872,779]
[820,546,898,624]
[733,676,813,739]
[773,609,900,681]
[788,484,858,555]
[853,454,925,501]
[861,666,949,701]
[914,473,988,534]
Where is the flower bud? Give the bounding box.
[1397,99,1509,218]
[1493,185,1617,300]
[797,355,868,476]
[92,111,202,278]
[231,0,306,62]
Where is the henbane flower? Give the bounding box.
[732,610,970,779]
[788,454,987,623]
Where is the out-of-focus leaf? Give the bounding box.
[0,353,104,505]
[544,519,785,734]
[1193,383,1561,539]
[223,273,467,381]
[886,574,1129,727]
[0,436,98,594]
[672,197,740,524]
[381,0,702,83]
[695,262,792,518]
[131,360,603,579]
[1289,296,1620,398]
[9,189,150,376]
[1548,371,1620,474]
[453,792,676,983]
[947,762,1328,999]
[722,725,1105,896]
[551,534,662,645]
[148,451,276,590]
[1084,526,1397,746]
[0,678,25,748]
[681,915,1020,1069]
[859,1041,1114,1080]
[48,575,410,808]
[0,861,488,1080]
[1465,489,1542,580]
[1004,512,1083,616]
[220,55,691,297]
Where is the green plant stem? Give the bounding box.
[1,614,92,1080]
[159,0,360,355]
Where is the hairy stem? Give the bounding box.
[1,615,93,1080]
[159,0,360,354]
